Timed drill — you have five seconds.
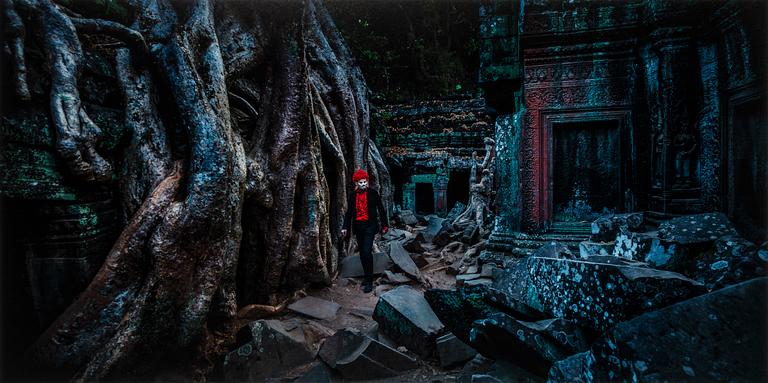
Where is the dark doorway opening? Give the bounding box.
[730,100,767,242]
[552,120,621,221]
[415,182,434,215]
[447,170,470,210]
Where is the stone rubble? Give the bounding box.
[223,212,765,382]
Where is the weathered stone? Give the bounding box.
[692,234,767,290]
[425,215,446,242]
[547,352,593,383]
[578,240,614,258]
[319,329,418,380]
[529,318,592,355]
[225,320,315,381]
[470,312,570,375]
[402,237,425,253]
[658,212,737,245]
[396,210,419,226]
[373,285,446,357]
[293,362,332,383]
[374,284,394,296]
[475,285,547,321]
[457,273,482,283]
[480,263,496,278]
[424,287,499,345]
[382,227,410,242]
[446,202,466,224]
[584,277,768,382]
[287,296,341,320]
[462,224,481,244]
[383,270,412,284]
[477,250,505,266]
[493,256,705,331]
[463,265,479,274]
[590,212,644,242]
[388,241,421,279]
[410,252,429,268]
[464,278,493,286]
[432,229,455,247]
[532,242,574,259]
[340,252,393,278]
[644,236,689,270]
[437,333,478,367]
[612,230,657,261]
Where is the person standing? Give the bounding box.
[341,169,389,293]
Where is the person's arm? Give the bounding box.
[375,190,389,232]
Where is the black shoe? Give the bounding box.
[363,283,373,293]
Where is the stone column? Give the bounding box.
[402,182,416,212]
[434,172,449,217]
[487,111,523,253]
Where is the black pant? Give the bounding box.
[354,220,376,285]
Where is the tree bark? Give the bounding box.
[7,0,391,379]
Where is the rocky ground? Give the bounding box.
[213,208,768,383]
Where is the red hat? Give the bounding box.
[352,169,369,182]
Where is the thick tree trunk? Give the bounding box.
[7,0,390,379]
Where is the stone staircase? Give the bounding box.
[487,221,592,258]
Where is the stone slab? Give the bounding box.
[493,256,706,331]
[225,320,314,381]
[580,277,768,382]
[319,329,417,380]
[437,333,478,367]
[340,252,393,278]
[287,296,341,320]
[388,241,421,279]
[658,212,737,245]
[373,285,445,358]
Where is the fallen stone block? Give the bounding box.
[437,333,478,367]
[532,242,574,259]
[410,252,429,268]
[470,312,570,375]
[475,285,547,321]
[382,228,409,242]
[432,229,455,247]
[493,256,705,331]
[480,264,496,278]
[578,240,614,258]
[590,212,644,242]
[547,352,593,383]
[287,296,341,321]
[383,270,412,284]
[293,362,332,383]
[612,230,657,261]
[225,320,315,381]
[396,210,419,226]
[340,252,393,278]
[424,215,445,239]
[319,329,418,380]
[692,234,767,290]
[477,250,505,266]
[462,224,481,244]
[424,287,500,345]
[457,273,482,283]
[465,278,492,287]
[402,237,425,253]
[658,212,737,245]
[389,241,421,279]
[445,202,466,224]
[373,285,446,358]
[583,277,768,382]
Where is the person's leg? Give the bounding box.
[357,224,375,291]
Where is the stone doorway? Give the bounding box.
[552,120,621,222]
[447,170,470,210]
[415,182,435,215]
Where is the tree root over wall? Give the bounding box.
[6,0,390,380]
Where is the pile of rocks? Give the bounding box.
[425,212,767,382]
[223,211,766,382]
